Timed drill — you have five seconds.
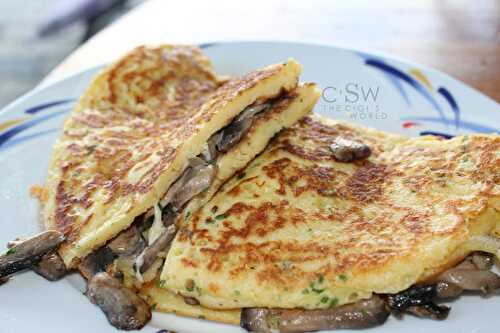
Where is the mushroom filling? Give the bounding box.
[240,252,500,332]
[78,100,274,285]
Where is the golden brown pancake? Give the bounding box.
[162,115,500,310]
[41,44,319,267]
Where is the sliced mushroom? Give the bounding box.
[405,302,450,320]
[241,296,389,333]
[0,230,64,278]
[171,164,216,210]
[387,284,436,312]
[216,103,270,153]
[183,296,200,306]
[78,246,116,280]
[434,281,463,299]
[437,268,500,294]
[135,224,177,274]
[240,308,278,333]
[86,272,151,330]
[329,137,371,162]
[107,226,146,257]
[32,252,67,281]
[279,296,389,333]
[470,252,494,270]
[206,132,223,161]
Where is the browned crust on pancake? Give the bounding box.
[168,116,499,305]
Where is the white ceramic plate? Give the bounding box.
[0,41,498,333]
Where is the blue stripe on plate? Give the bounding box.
[25,99,75,114]
[0,109,69,148]
[437,87,460,129]
[0,128,59,150]
[365,59,447,124]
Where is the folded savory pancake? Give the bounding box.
[161,115,500,312]
[42,44,319,269]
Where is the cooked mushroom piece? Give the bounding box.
[107,225,146,257]
[135,224,177,274]
[32,252,68,281]
[0,230,64,278]
[437,268,500,294]
[434,281,463,299]
[278,295,389,333]
[216,103,270,153]
[78,246,116,280]
[86,272,151,330]
[470,252,494,270]
[171,164,216,211]
[387,284,436,312]
[240,308,276,333]
[183,296,200,306]
[329,137,371,162]
[405,302,450,320]
[241,296,389,333]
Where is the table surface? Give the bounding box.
[44,0,500,102]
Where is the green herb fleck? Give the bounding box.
[320,296,329,304]
[329,297,339,308]
[310,282,325,294]
[151,303,157,311]
[157,279,166,288]
[237,172,246,180]
[234,290,241,296]
[185,211,191,221]
[6,248,15,255]
[302,288,310,294]
[198,315,206,319]
[215,213,227,221]
[338,274,348,281]
[318,274,324,284]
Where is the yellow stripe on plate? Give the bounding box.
[410,69,433,90]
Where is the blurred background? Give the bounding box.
[0,0,498,109]
[0,0,144,108]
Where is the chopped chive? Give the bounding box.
[338,274,347,281]
[234,290,241,296]
[237,172,246,180]
[329,297,339,308]
[320,296,329,303]
[302,288,310,294]
[361,309,368,316]
[6,248,15,255]
[151,303,157,311]
[318,275,324,284]
[185,211,191,221]
[157,279,166,288]
[198,315,206,319]
[215,213,227,221]
[310,282,325,294]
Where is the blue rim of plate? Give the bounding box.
[0,41,498,153]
